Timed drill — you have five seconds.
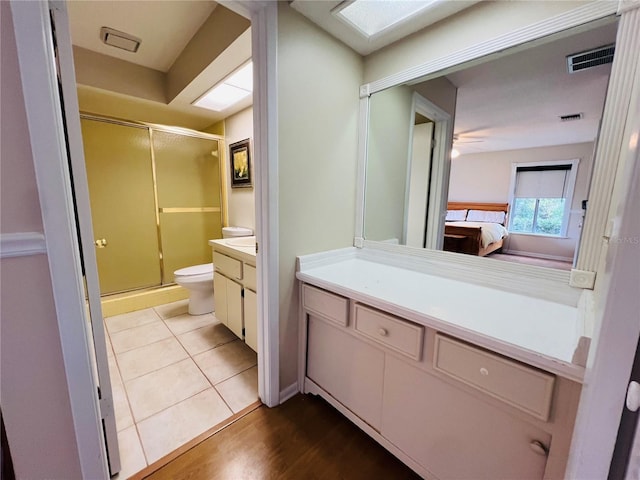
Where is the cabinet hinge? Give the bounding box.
[241,289,244,298]
[242,327,245,337]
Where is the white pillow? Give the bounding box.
[466,209,506,224]
[446,209,468,221]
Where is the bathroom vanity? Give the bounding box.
[209,238,257,352]
[297,248,584,480]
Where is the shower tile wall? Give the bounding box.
[105,300,258,478]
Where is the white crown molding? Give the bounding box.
[0,232,46,258]
[365,1,619,95]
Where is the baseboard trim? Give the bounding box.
[279,382,299,404]
[0,232,46,258]
[503,249,574,263]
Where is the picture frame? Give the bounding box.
[229,138,252,188]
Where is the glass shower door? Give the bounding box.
[153,131,222,284]
[81,119,162,294]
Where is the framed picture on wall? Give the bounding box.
[229,139,252,188]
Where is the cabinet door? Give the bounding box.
[382,356,550,480]
[307,316,384,430]
[244,288,258,352]
[226,279,243,339]
[213,272,227,325]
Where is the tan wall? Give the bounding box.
[77,85,217,131]
[449,142,595,259]
[365,85,413,242]
[73,46,166,103]
[0,4,83,477]
[224,107,255,232]
[363,1,593,84]
[277,4,362,388]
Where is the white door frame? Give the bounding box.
[10,0,279,476]
[10,1,109,477]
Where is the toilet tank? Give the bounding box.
[222,226,253,238]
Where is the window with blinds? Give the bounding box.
[508,160,579,237]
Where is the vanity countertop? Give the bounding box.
[297,247,585,382]
[209,238,256,265]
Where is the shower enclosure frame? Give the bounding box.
[80,112,227,295]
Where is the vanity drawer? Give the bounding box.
[244,264,257,291]
[353,304,424,361]
[433,334,555,421]
[213,251,242,280]
[302,284,348,327]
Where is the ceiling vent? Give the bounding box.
[100,27,141,53]
[560,113,583,122]
[567,44,615,73]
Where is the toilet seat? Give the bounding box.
[174,263,214,277]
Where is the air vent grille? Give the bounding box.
[100,27,141,53]
[560,113,583,122]
[567,44,615,73]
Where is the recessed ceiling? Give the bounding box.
[66,1,252,129]
[67,1,217,72]
[290,0,480,56]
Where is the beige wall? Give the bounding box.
[0,3,83,477]
[449,142,595,259]
[365,85,413,242]
[363,1,593,84]
[224,107,255,232]
[277,4,362,388]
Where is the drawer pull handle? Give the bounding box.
[480,367,489,376]
[529,440,548,456]
[378,328,388,337]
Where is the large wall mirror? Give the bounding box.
[358,8,631,290]
[363,17,617,275]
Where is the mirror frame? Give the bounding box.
[355,1,640,294]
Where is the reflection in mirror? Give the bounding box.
[363,19,617,271]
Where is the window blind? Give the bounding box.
[514,165,571,198]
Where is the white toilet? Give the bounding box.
[174,226,254,315]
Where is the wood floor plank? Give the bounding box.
[145,394,421,480]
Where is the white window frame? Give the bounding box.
[507,158,579,238]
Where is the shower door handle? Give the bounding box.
[95,238,108,248]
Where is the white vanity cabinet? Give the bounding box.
[300,282,581,480]
[209,241,257,352]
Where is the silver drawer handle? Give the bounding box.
[529,440,548,456]
[378,328,388,337]
[480,367,489,376]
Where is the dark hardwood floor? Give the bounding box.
[143,394,421,480]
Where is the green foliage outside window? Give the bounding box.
[511,198,565,235]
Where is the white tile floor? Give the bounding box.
[104,300,258,478]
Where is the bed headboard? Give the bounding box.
[447,202,509,225]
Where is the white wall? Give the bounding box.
[277,4,362,389]
[224,106,255,232]
[449,142,594,259]
[0,3,83,477]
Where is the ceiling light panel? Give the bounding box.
[334,0,440,38]
[193,62,253,112]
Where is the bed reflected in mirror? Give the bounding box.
[363,19,617,271]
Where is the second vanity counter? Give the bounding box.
[297,247,585,382]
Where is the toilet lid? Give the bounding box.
[174,263,214,276]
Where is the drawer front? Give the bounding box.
[353,304,424,361]
[433,334,555,421]
[244,264,257,291]
[213,251,242,280]
[302,284,348,327]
